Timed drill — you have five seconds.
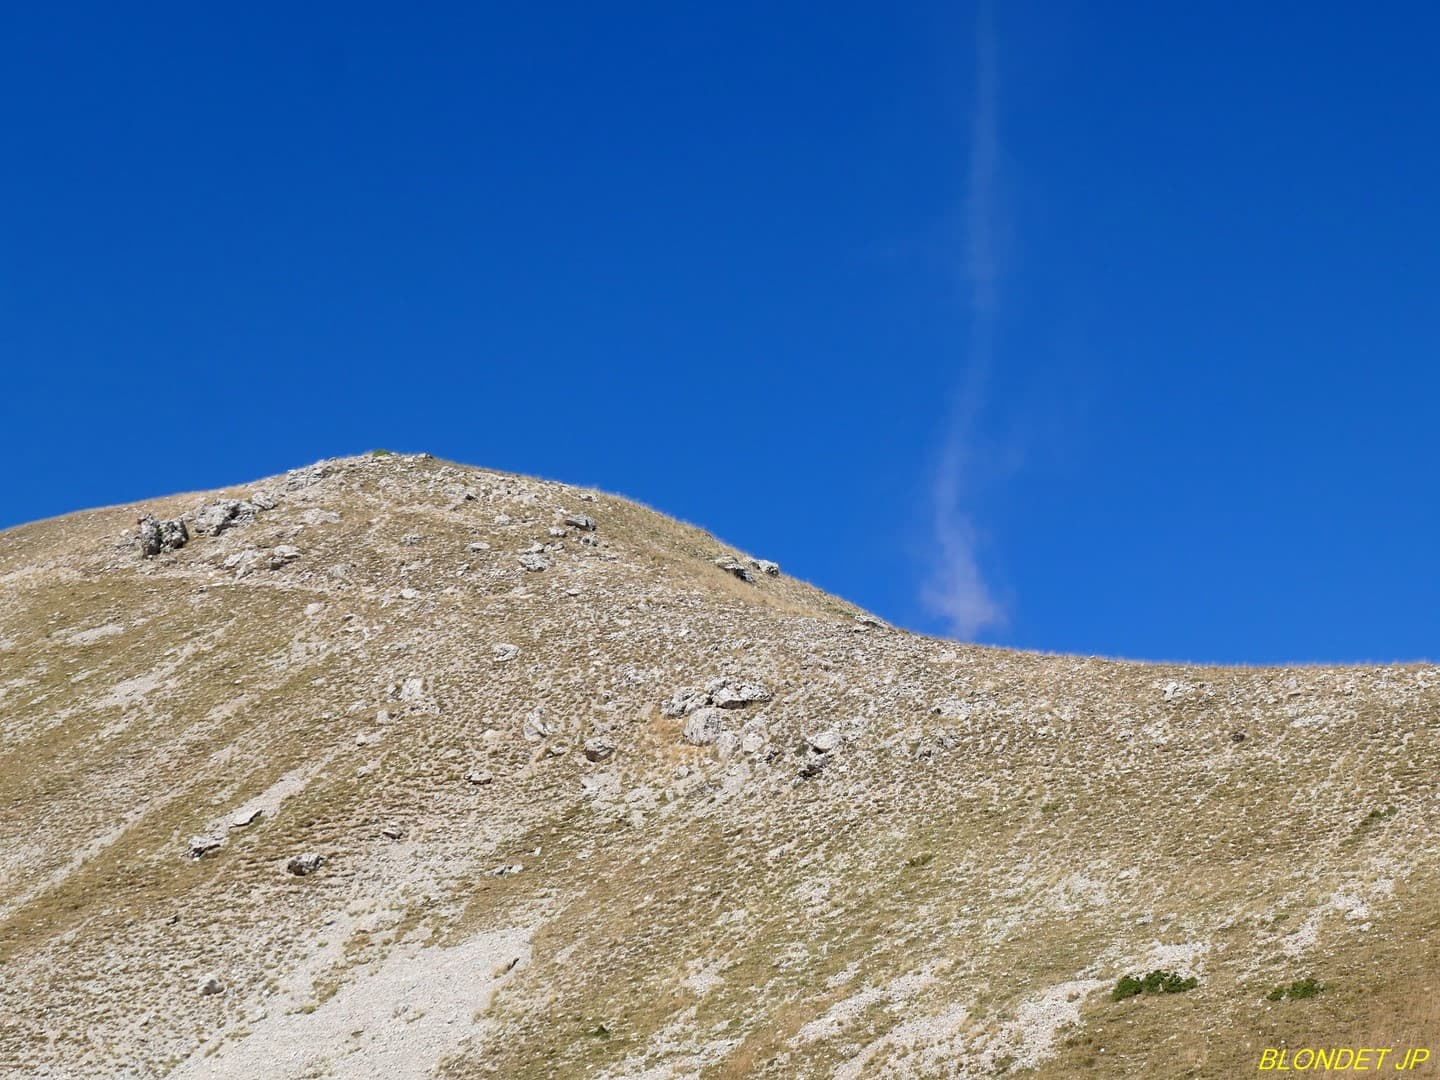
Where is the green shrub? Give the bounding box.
[370,448,394,457]
[1267,977,1323,1002]
[1112,969,1198,1001]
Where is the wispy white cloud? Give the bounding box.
[923,0,1006,640]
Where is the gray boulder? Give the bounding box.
[519,553,551,572]
[714,557,754,583]
[565,513,596,531]
[583,737,616,762]
[286,853,325,876]
[191,499,257,537]
[138,515,189,558]
[187,833,224,860]
[682,707,726,746]
[710,679,772,709]
[662,687,710,718]
[268,545,301,569]
[522,707,553,741]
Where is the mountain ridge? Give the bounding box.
[2,452,1436,1078]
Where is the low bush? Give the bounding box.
[1267,977,1323,1002]
[1112,969,1198,1001]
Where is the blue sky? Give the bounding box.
[3,3,1436,664]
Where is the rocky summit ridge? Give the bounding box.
[1,452,1437,1078]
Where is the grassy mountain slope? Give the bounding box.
[1,453,1436,1078]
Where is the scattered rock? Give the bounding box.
[710,678,772,709]
[187,834,224,860]
[581,772,620,799]
[663,687,711,718]
[286,853,325,877]
[493,863,523,877]
[547,526,567,538]
[191,499,260,537]
[714,557,754,583]
[715,732,740,762]
[751,559,781,576]
[381,825,407,840]
[494,643,521,663]
[465,770,494,785]
[932,699,973,721]
[853,615,887,632]
[268,545,301,569]
[1162,680,1192,702]
[519,553,551,572]
[522,707,554,741]
[1231,731,1247,743]
[466,542,490,552]
[198,975,224,997]
[740,730,766,755]
[808,728,842,753]
[138,515,189,558]
[223,549,264,577]
[399,588,421,600]
[666,678,771,717]
[683,707,726,746]
[229,808,262,829]
[303,602,325,617]
[583,737,616,762]
[565,514,596,531]
[799,754,830,779]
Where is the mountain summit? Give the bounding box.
[2,453,1435,1078]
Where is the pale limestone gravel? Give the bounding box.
[172,926,531,1080]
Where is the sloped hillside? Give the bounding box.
[1,453,1436,1079]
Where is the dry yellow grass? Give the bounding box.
[0,452,1436,1078]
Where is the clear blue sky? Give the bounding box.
[3,3,1436,664]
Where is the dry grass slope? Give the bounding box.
[0,452,1436,1078]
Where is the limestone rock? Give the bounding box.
[519,553,551,572]
[268,545,301,569]
[714,557,754,583]
[808,728,841,753]
[522,707,554,741]
[710,679,771,709]
[583,737,616,762]
[229,808,262,829]
[191,499,259,537]
[494,643,521,663]
[663,687,711,718]
[138,515,188,558]
[187,834,224,860]
[565,513,596,531]
[286,853,325,876]
[683,707,726,746]
[715,732,740,761]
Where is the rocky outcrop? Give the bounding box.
[138,515,188,558]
